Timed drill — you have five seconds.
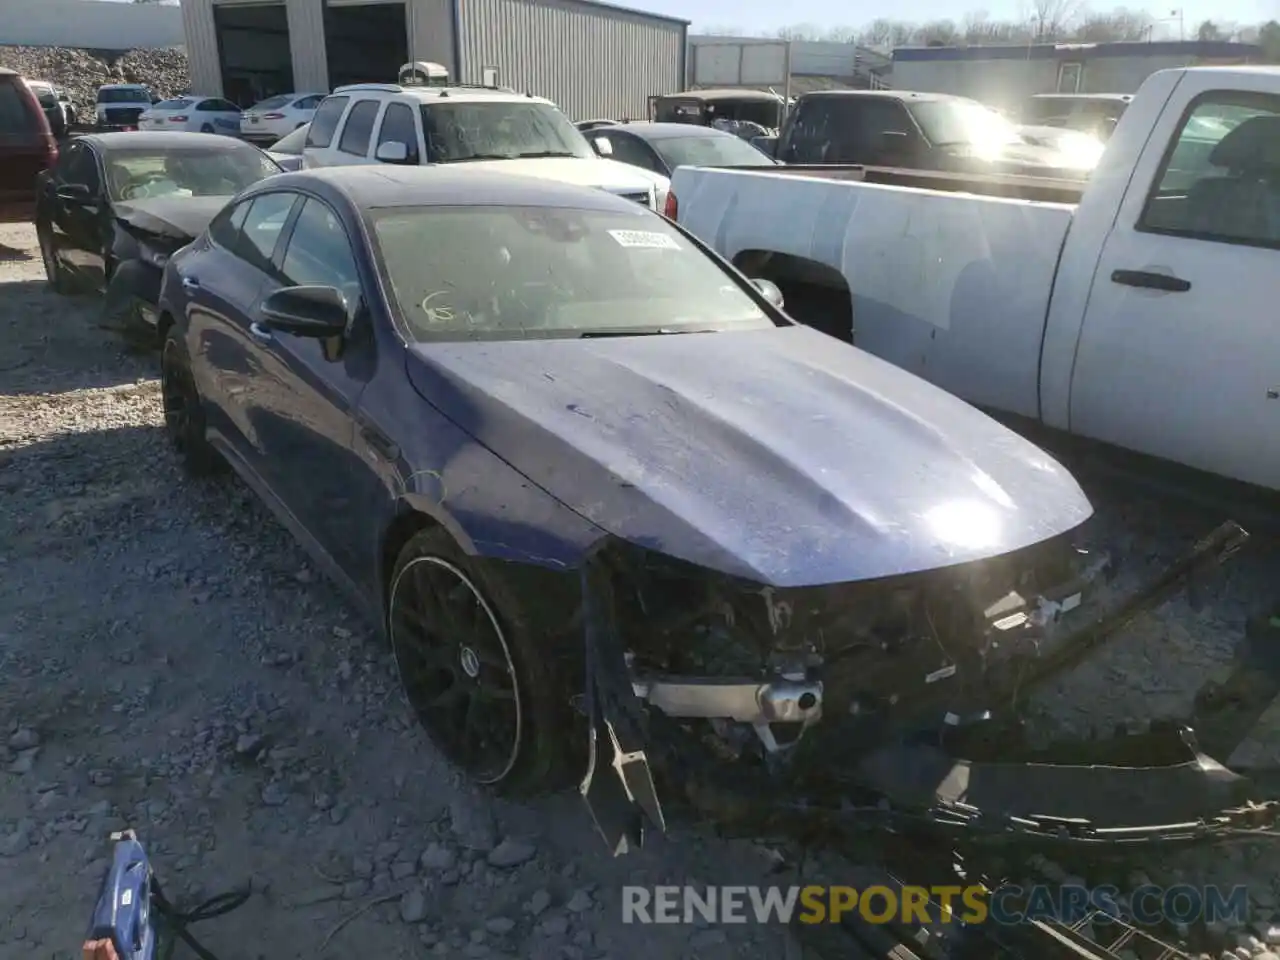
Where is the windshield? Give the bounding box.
[270,124,308,154]
[652,134,775,169]
[419,101,594,163]
[104,146,281,202]
[909,100,1020,148]
[98,88,150,104]
[371,205,775,341]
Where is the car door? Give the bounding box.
[196,98,242,135]
[248,195,373,577]
[181,191,298,470]
[49,142,108,287]
[373,101,422,164]
[1069,83,1280,490]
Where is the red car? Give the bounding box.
[0,68,58,223]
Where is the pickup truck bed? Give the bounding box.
[672,65,1280,492]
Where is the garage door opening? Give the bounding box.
[214,3,293,108]
[325,3,409,89]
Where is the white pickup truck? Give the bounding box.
[668,66,1280,492]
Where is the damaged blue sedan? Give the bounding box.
[157,166,1268,859]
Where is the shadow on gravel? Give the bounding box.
[0,280,156,396]
[0,243,33,263]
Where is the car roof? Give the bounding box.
[1030,92,1133,101]
[99,83,149,90]
[331,84,555,106]
[264,166,651,214]
[598,122,745,141]
[77,131,263,152]
[661,88,782,102]
[0,67,18,78]
[800,89,969,103]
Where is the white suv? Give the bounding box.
[301,81,668,208]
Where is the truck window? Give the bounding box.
[306,96,350,149]
[338,99,380,156]
[781,97,913,164]
[1139,92,1280,249]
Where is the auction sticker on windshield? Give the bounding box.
[608,230,681,250]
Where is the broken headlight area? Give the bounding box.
[575,521,1277,856]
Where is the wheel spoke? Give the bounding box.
[390,556,522,785]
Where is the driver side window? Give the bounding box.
[280,199,360,291]
[601,134,662,173]
[58,144,100,193]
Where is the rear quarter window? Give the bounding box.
[306,96,350,149]
[0,79,39,133]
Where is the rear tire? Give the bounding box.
[160,327,222,476]
[200,123,214,133]
[387,527,573,795]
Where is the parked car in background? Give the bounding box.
[669,65,1280,492]
[1022,93,1132,141]
[140,97,243,135]
[302,75,668,208]
[95,84,154,129]
[768,90,1104,178]
[26,80,76,133]
[0,67,58,223]
[241,92,325,144]
[154,167,1103,837]
[266,123,307,171]
[586,122,777,177]
[36,132,280,341]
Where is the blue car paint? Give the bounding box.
[404,328,1092,588]
[159,168,1093,619]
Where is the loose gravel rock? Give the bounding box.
[0,46,189,121]
[1,219,1277,957]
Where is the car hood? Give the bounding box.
[114,196,231,242]
[462,156,664,199]
[405,326,1093,587]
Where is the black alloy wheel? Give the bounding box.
[160,329,221,476]
[389,553,523,785]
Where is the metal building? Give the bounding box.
[889,40,1264,112]
[181,0,686,120]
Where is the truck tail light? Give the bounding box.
[663,191,678,220]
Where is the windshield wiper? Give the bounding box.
[577,327,723,338]
[510,150,579,159]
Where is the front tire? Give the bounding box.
[160,327,222,476]
[387,527,571,794]
[38,223,71,293]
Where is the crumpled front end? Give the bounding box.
[573,519,1278,859]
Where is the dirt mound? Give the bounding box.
[0,45,189,116]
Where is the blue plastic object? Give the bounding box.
[87,830,155,960]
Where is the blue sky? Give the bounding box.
[628,0,1278,34]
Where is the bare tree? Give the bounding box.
[1027,0,1080,40]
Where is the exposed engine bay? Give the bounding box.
[573,519,1280,869]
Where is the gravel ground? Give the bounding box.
[1,219,1278,958]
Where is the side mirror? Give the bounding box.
[374,140,409,163]
[258,285,349,338]
[750,278,784,309]
[57,183,92,203]
[592,136,613,156]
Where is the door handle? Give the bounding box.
[249,321,274,343]
[1110,269,1190,292]
[180,276,200,292]
[359,424,399,462]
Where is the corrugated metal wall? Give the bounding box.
[456,0,685,121]
[285,0,328,92]
[409,0,457,74]
[0,0,184,51]
[183,0,222,95]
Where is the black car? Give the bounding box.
[35,131,281,340]
[585,122,777,177]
